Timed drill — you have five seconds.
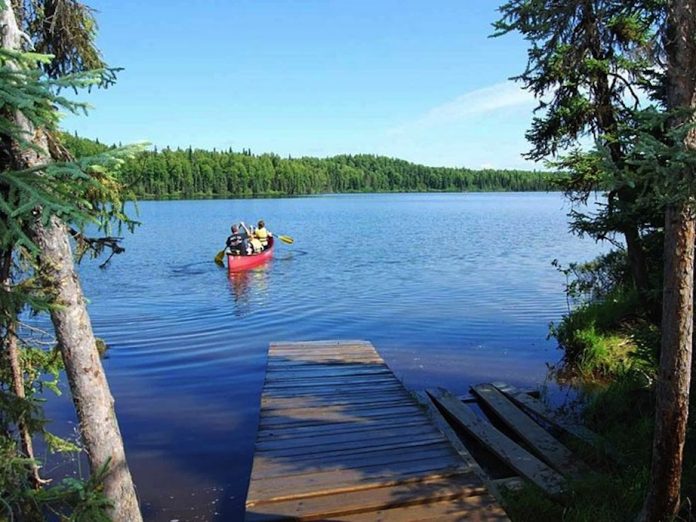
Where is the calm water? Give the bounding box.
[42,192,607,521]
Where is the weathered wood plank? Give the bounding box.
[268,348,377,357]
[257,416,429,441]
[260,401,420,422]
[256,436,453,463]
[268,357,384,367]
[268,343,378,354]
[247,460,469,505]
[259,407,425,430]
[413,391,479,471]
[260,391,412,410]
[269,339,371,347]
[335,494,508,522]
[414,391,525,508]
[263,377,398,391]
[472,384,587,477]
[260,382,404,398]
[255,440,447,468]
[246,341,506,520]
[261,400,415,419]
[491,382,615,458]
[428,388,565,497]
[258,413,429,434]
[265,366,391,380]
[245,473,490,521]
[257,431,446,459]
[255,422,441,453]
[251,443,456,480]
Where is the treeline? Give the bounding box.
[61,133,560,199]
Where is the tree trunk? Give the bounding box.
[639,0,696,520]
[640,205,695,520]
[582,0,650,297]
[0,251,42,488]
[31,217,142,521]
[0,5,142,521]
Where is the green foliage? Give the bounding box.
[0,29,138,522]
[33,463,114,522]
[493,0,674,305]
[550,251,659,379]
[62,135,562,199]
[0,436,113,522]
[621,107,696,206]
[552,251,631,303]
[493,0,664,160]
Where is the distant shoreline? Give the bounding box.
[130,188,564,201]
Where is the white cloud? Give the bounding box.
[387,81,535,137]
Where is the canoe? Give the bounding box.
[227,236,274,273]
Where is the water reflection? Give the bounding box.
[227,265,270,316]
[54,193,611,521]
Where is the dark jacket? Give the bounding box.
[226,232,247,252]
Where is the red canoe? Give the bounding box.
[227,236,274,273]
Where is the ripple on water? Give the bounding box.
[36,193,608,521]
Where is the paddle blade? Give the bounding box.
[214,250,225,265]
[278,235,294,244]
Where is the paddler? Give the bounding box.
[225,224,248,256]
[253,220,272,248]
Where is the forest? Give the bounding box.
[60,133,559,198]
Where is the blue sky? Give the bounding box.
[62,1,539,169]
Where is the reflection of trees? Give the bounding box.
[227,266,270,317]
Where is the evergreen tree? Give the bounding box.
[494,0,665,297]
[640,0,696,518]
[0,2,142,520]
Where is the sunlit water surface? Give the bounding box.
[40,193,608,521]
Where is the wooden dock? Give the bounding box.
[245,340,508,521]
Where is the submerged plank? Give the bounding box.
[428,388,565,497]
[472,384,587,477]
[413,391,479,471]
[491,382,614,456]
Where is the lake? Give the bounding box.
[43,192,607,521]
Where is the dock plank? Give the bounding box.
[337,495,508,522]
[251,443,456,480]
[427,388,565,497]
[245,341,507,521]
[491,382,614,457]
[472,384,587,477]
[247,458,468,502]
[245,475,494,521]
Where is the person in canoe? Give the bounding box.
[253,220,272,249]
[226,224,250,256]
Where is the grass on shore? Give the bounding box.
[501,285,694,521]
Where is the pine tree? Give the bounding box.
[493,0,665,297]
[639,0,696,518]
[0,2,142,520]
